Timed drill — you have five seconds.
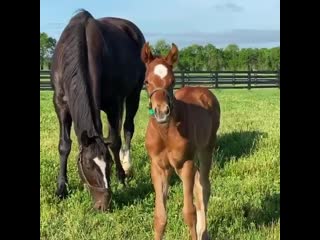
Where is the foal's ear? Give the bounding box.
[165,43,179,66]
[141,42,154,64]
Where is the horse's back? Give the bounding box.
[175,87,220,149]
[175,87,220,114]
[98,17,145,49]
[95,17,145,96]
[97,17,145,64]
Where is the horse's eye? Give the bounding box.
[144,80,149,85]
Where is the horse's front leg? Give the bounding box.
[151,160,172,240]
[54,98,72,198]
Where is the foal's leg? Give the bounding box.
[194,150,212,240]
[176,160,197,240]
[121,88,141,177]
[54,96,72,198]
[151,162,171,240]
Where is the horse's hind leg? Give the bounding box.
[176,160,197,240]
[54,94,72,198]
[121,87,141,177]
[194,149,213,240]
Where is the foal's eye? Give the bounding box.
[144,80,149,85]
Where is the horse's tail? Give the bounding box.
[62,10,100,139]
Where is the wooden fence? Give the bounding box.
[40,70,280,91]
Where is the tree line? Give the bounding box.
[40,32,56,70]
[40,32,280,71]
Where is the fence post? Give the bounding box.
[232,72,235,86]
[248,68,252,90]
[181,71,185,87]
[277,67,280,88]
[215,72,218,88]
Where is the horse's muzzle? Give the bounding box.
[91,188,112,212]
[154,104,170,123]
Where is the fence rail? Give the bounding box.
[40,70,280,91]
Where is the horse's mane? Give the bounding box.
[59,9,101,140]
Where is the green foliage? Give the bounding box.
[40,32,56,69]
[39,32,280,71]
[151,40,280,71]
[41,89,280,240]
[151,39,171,56]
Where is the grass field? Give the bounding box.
[40,89,280,240]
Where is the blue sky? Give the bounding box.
[40,0,279,49]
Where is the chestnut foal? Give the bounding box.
[142,42,220,240]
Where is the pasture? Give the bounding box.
[40,89,279,240]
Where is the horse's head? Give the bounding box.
[77,131,112,211]
[141,42,179,124]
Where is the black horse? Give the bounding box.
[50,9,145,211]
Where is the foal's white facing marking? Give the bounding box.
[154,64,168,79]
[93,157,108,188]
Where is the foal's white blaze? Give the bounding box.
[93,157,108,188]
[154,64,168,79]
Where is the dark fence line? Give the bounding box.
[40,70,280,91]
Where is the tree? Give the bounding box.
[224,44,240,70]
[269,47,280,70]
[147,40,280,71]
[40,32,56,69]
[152,39,171,56]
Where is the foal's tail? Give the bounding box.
[60,10,100,139]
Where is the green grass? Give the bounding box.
[40,89,280,240]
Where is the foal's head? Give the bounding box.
[77,131,112,211]
[141,42,179,124]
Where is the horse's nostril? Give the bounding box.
[95,204,105,211]
[165,105,170,114]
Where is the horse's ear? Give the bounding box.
[80,131,91,147]
[165,43,179,66]
[141,42,154,64]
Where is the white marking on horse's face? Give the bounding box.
[154,64,168,79]
[93,157,108,188]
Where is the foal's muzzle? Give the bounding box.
[154,104,170,123]
[148,87,174,124]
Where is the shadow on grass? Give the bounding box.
[109,152,154,210]
[110,153,184,210]
[243,192,280,228]
[111,180,154,210]
[215,130,267,168]
[208,192,280,239]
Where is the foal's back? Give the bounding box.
[175,86,220,150]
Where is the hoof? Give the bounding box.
[56,182,68,199]
[117,166,126,185]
